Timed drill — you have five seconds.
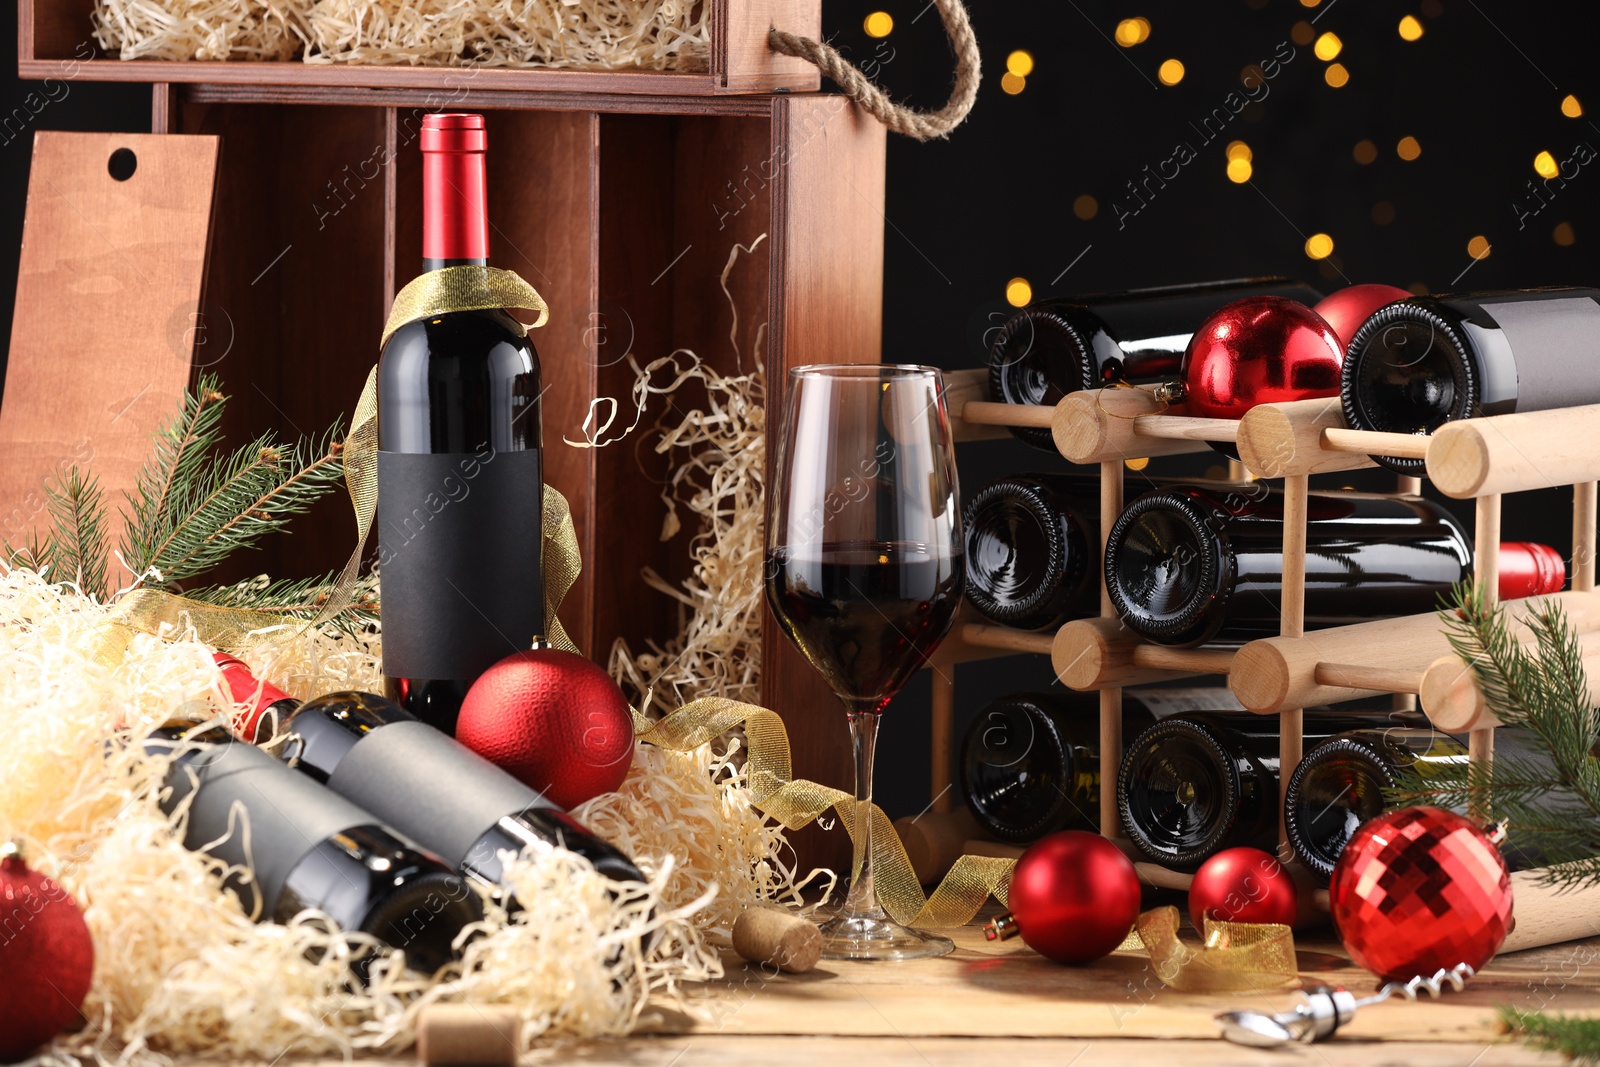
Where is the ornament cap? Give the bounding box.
[0,840,20,865]
[528,635,552,651]
[983,912,1020,942]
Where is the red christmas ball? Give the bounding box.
[1329,807,1512,981]
[0,844,94,1063]
[1179,296,1344,419]
[1006,831,1141,964]
[1312,284,1413,351]
[455,647,634,809]
[1188,847,1297,930]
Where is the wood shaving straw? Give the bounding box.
[92,0,709,70]
[605,238,769,715]
[0,562,815,1060]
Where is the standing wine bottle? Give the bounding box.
[216,655,643,892]
[378,112,544,734]
[150,724,482,975]
[987,278,1322,449]
[1341,288,1600,472]
[1104,483,1565,647]
[1117,711,1417,869]
[960,687,1243,842]
[962,472,1101,631]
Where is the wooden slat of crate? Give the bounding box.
[19,0,820,95]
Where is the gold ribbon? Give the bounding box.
[380,266,550,349]
[1135,906,1298,993]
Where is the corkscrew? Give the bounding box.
[1215,964,1476,1047]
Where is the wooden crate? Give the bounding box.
[20,0,821,94]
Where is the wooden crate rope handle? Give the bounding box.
[768,0,981,141]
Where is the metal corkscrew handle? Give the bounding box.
[1215,965,1476,1047]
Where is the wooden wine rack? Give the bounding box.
[935,367,1600,890]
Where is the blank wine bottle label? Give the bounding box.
[329,720,547,868]
[1482,296,1600,412]
[377,448,544,682]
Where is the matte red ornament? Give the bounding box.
[1311,284,1413,350]
[455,646,634,809]
[1004,830,1141,964]
[1188,847,1298,929]
[1178,296,1344,419]
[0,843,94,1063]
[1329,807,1512,982]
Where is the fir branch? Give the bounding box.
[181,572,379,634]
[121,373,228,570]
[1500,1007,1600,1064]
[44,466,110,600]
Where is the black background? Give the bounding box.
[2,1,1597,820]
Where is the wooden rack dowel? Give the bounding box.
[943,367,1009,442]
[1428,403,1600,498]
[957,623,1056,656]
[1236,398,1377,478]
[1055,387,1211,465]
[1312,662,1424,694]
[1420,628,1600,731]
[1319,426,1432,460]
[1501,868,1600,953]
[930,669,955,813]
[959,400,1054,429]
[1577,481,1597,591]
[1133,415,1240,443]
[1131,644,1238,674]
[1053,617,1226,691]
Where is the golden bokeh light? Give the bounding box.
[1226,140,1252,162]
[1006,277,1033,307]
[1534,150,1560,179]
[863,11,893,37]
[1115,17,1152,47]
[1001,72,1026,95]
[1158,58,1185,85]
[1353,139,1378,164]
[1227,158,1253,183]
[1467,235,1492,260]
[1554,221,1576,246]
[1398,15,1424,41]
[1305,233,1335,260]
[1291,21,1315,45]
[1397,136,1422,161]
[1562,94,1584,118]
[1125,457,1151,472]
[1007,50,1034,77]
[1300,0,1321,7]
[1073,195,1099,220]
[1325,63,1350,88]
[1314,32,1343,60]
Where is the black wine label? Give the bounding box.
[377,447,544,682]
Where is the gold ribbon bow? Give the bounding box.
[1136,906,1298,992]
[380,266,550,349]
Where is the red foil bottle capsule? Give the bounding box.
[1497,541,1566,600]
[420,112,489,265]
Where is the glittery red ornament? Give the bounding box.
[1004,831,1141,964]
[455,646,634,809]
[1179,296,1344,420]
[0,843,94,1063]
[1188,847,1298,930]
[1311,284,1413,351]
[1329,807,1512,982]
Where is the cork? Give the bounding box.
[893,807,979,884]
[416,1004,521,1067]
[731,907,824,974]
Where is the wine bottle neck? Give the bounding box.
[214,653,301,741]
[421,113,490,265]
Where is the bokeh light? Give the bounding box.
[1554,221,1577,246]
[1227,158,1253,183]
[1398,15,1424,41]
[1291,21,1315,45]
[1158,58,1185,85]
[1353,140,1378,164]
[1115,18,1152,47]
[1562,94,1584,117]
[1006,277,1033,307]
[1397,136,1422,161]
[1007,50,1034,77]
[1534,151,1560,179]
[863,11,893,38]
[1314,32,1343,60]
[1001,72,1026,95]
[1300,0,1321,7]
[1125,457,1151,472]
[1226,140,1252,162]
[1073,195,1099,220]
[1325,63,1349,88]
[1467,236,1492,260]
[1305,233,1335,260]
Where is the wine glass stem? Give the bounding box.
[843,709,884,919]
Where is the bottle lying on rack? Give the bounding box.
[217,655,644,894]
[962,472,1101,631]
[1284,725,1555,882]
[378,112,545,734]
[1103,482,1566,646]
[1118,710,1418,870]
[960,687,1244,842]
[986,277,1323,450]
[150,723,482,975]
[1341,287,1600,473]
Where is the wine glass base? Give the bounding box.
[818,913,956,961]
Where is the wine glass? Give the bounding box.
[764,364,964,960]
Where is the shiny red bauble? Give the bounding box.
[1179,296,1344,419]
[1311,284,1413,350]
[1329,807,1513,981]
[455,647,634,809]
[0,844,94,1063]
[1188,847,1298,930]
[1006,831,1141,964]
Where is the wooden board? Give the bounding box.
[0,131,218,558]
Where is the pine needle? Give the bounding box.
[44,466,110,601]
[182,572,380,635]
[1500,1007,1600,1064]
